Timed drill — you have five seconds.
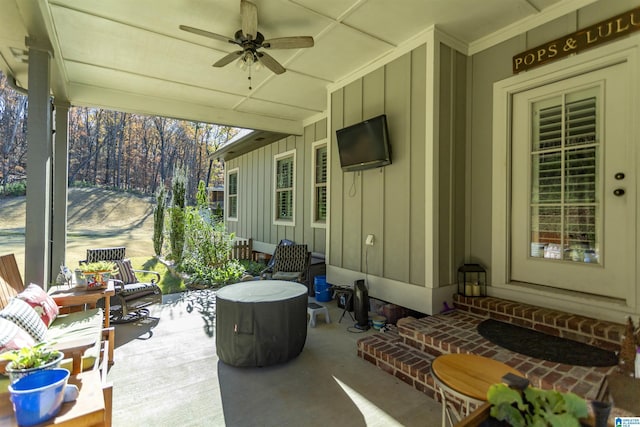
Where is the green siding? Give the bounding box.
[223,119,327,254]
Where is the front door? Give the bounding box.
[511,63,633,299]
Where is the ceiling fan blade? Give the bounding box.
[213,51,243,67]
[257,51,286,75]
[179,25,234,44]
[263,36,314,49]
[240,0,258,40]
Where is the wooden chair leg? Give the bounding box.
[98,337,112,427]
[102,382,113,427]
[102,327,115,366]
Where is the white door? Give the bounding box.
[511,63,634,299]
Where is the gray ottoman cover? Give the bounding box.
[216,280,308,367]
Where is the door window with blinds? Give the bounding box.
[227,168,238,220]
[529,87,600,264]
[312,141,327,226]
[274,150,296,225]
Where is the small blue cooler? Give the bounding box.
[314,276,331,302]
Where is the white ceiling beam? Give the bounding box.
[68,82,303,135]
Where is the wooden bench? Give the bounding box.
[0,253,113,426]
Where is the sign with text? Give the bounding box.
[513,7,640,74]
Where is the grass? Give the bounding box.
[130,256,186,295]
[0,187,186,294]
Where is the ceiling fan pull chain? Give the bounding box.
[248,66,252,90]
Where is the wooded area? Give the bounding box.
[0,71,237,200]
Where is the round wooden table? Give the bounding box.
[431,353,524,426]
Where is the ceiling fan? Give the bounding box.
[179,0,314,77]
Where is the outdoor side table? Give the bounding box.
[50,281,116,328]
[216,280,307,367]
[431,353,524,427]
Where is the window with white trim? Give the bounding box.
[274,150,295,224]
[529,87,600,263]
[227,168,238,220]
[312,141,327,226]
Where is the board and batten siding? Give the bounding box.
[328,42,467,313]
[330,48,427,286]
[224,118,327,254]
[469,0,640,280]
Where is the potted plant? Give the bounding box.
[77,261,118,289]
[486,383,589,427]
[1,342,64,383]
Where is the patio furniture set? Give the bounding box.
[0,247,164,426]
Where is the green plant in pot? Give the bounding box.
[1,342,64,383]
[77,261,118,289]
[487,383,589,427]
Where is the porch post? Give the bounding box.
[24,41,53,287]
[51,100,70,281]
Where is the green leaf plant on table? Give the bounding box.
[487,383,589,427]
[77,261,119,289]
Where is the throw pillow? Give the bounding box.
[114,259,137,284]
[0,298,47,342]
[0,317,36,353]
[17,283,60,327]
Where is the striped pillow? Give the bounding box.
[115,259,137,285]
[0,298,47,342]
[0,317,36,352]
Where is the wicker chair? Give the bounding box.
[83,247,162,324]
[262,244,311,285]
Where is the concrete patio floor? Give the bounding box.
[107,290,442,426]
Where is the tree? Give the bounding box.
[0,73,28,194]
[169,166,187,262]
[153,185,167,256]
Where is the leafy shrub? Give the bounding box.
[239,259,266,277]
[180,207,243,287]
[0,181,26,196]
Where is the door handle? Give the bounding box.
[613,188,625,196]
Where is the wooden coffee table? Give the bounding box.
[431,353,524,427]
[0,370,105,426]
[50,282,115,328]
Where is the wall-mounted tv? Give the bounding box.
[336,114,392,172]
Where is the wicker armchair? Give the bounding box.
[262,244,310,285]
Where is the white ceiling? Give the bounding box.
[0,0,591,134]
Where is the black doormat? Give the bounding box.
[477,319,618,367]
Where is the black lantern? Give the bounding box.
[457,264,486,297]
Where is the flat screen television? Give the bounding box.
[336,114,391,172]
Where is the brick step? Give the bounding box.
[453,294,624,352]
[357,329,438,399]
[396,311,617,399]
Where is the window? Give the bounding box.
[529,87,600,263]
[312,140,327,227]
[274,150,295,225]
[227,168,238,220]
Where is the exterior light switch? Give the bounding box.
[365,234,375,246]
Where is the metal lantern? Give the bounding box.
[457,264,487,297]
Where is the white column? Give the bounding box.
[51,100,70,282]
[24,45,53,286]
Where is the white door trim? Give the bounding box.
[491,35,640,314]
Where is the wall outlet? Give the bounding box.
[365,234,375,246]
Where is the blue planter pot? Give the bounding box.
[9,368,70,427]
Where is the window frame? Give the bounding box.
[273,149,296,226]
[226,167,239,222]
[311,139,328,228]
